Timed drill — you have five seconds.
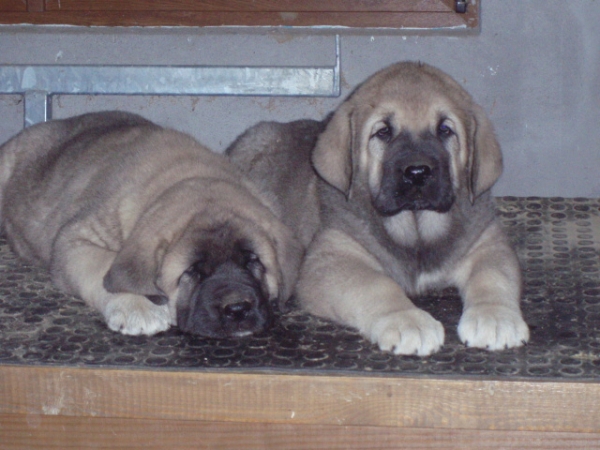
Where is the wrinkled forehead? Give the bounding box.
[357,97,461,136]
[192,217,277,266]
[352,72,470,133]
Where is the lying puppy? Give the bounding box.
[0,111,302,338]
[228,62,529,355]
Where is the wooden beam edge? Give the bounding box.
[0,11,478,29]
[1,364,598,433]
[2,414,600,450]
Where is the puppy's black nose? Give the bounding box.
[404,165,432,186]
[222,301,252,322]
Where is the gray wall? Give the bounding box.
[0,0,599,197]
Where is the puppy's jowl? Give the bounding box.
[229,62,530,356]
[0,111,302,337]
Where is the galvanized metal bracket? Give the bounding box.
[0,35,341,128]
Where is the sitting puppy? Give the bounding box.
[0,111,302,338]
[228,62,529,355]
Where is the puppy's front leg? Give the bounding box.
[297,229,444,356]
[454,224,530,350]
[50,230,172,336]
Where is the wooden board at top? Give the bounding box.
[0,0,479,29]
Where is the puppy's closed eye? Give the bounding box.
[181,260,206,282]
[146,294,169,305]
[241,250,266,280]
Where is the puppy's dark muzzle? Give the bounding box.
[215,282,268,331]
[177,262,272,338]
[222,299,253,322]
[403,165,432,187]
[373,136,455,216]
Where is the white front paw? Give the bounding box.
[369,309,445,356]
[104,295,171,336]
[458,304,529,350]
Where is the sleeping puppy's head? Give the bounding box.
[103,180,303,338]
[174,229,272,338]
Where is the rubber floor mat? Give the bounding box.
[0,197,599,380]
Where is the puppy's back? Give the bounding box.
[0,111,150,210]
[227,119,325,248]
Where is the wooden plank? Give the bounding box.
[0,11,477,28]
[0,0,26,12]
[26,0,43,12]
[1,414,599,450]
[1,365,599,433]
[44,0,455,13]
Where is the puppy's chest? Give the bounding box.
[383,210,451,248]
[382,211,456,289]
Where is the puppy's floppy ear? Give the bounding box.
[312,102,354,197]
[103,199,180,304]
[467,104,503,202]
[103,180,206,300]
[272,228,304,312]
[247,214,304,313]
[103,232,168,299]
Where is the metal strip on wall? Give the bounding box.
[0,35,341,127]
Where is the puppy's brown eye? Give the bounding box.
[437,121,454,138]
[374,126,392,142]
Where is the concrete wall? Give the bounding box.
[0,0,599,197]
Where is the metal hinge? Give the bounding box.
[455,1,468,13]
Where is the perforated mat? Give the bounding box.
[1,197,599,380]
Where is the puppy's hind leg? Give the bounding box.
[51,232,173,336]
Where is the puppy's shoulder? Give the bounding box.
[227,119,324,157]
[226,121,279,159]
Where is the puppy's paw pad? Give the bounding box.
[370,309,444,356]
[104,295,171,336]
[458,304,529,350]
